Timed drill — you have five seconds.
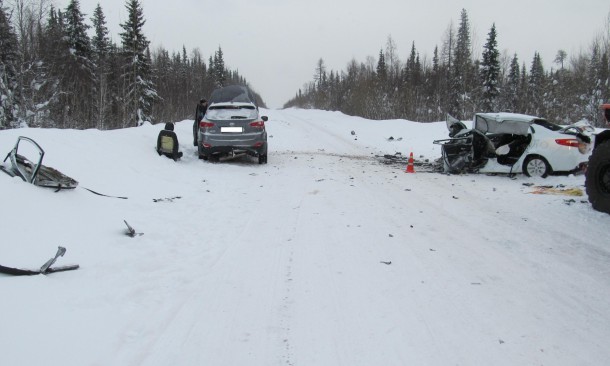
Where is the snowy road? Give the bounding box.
[1,108,609,365]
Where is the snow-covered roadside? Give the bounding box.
[1,108,609,366]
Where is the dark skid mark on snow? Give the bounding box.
[277,150,374,162]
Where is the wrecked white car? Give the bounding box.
[1,136,78,190]
[433,113,593,177]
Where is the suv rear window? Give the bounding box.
[210,85,255,104]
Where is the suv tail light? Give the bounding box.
[199,121,215,128]
[250,121,265,128]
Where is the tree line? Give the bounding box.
[284,9,610,127]
[0,0,264,130]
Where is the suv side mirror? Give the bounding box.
[262,116,268,122]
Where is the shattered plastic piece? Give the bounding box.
[124,220,144,237]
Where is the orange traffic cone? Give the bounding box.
[405,152,415,173]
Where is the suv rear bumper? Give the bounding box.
[198,142,267,158]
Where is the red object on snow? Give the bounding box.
[405,152,415,173]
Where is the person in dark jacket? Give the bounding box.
[193,98,208,146]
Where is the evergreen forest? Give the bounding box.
[2,3,609,130]
[285,9,610,127]
[0,0,262,130]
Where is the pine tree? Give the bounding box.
[190,48,208,104]
[120,0,157,126]
[410,62,424,119]
[91,3,111,129]
[0,0,20,129]
[402,42,422,119]
[428,45,443,120]
[376,49,387,82]
[213,46,226,87]
[449,9,473,119]
[504,54,520,112]
[405,42,418,85]
[519,62,528,112]
[65,0,91,57]
[372,49,390,118]
[63,0,95,128]
[480,23,500,112]
[455,9,471,68]
[34,7,68,128]
[314,57,326,88]
[527,52,545,116]
[91,5,110,55]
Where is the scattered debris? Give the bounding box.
[0,246,79,276]
[529,185,583,196]
[40,246,66,273]
[124,220,143,237]
[377,154,442,173]
[82,187,128,199]
[385,136,403,142]
[152,196,182,203]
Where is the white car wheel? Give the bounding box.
[523,156,551,178]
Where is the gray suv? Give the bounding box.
[196,85,268,164]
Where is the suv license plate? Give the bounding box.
[221,127,243,133]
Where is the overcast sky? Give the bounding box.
[59,0,610,108]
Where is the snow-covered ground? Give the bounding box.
[1,108,609,366]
